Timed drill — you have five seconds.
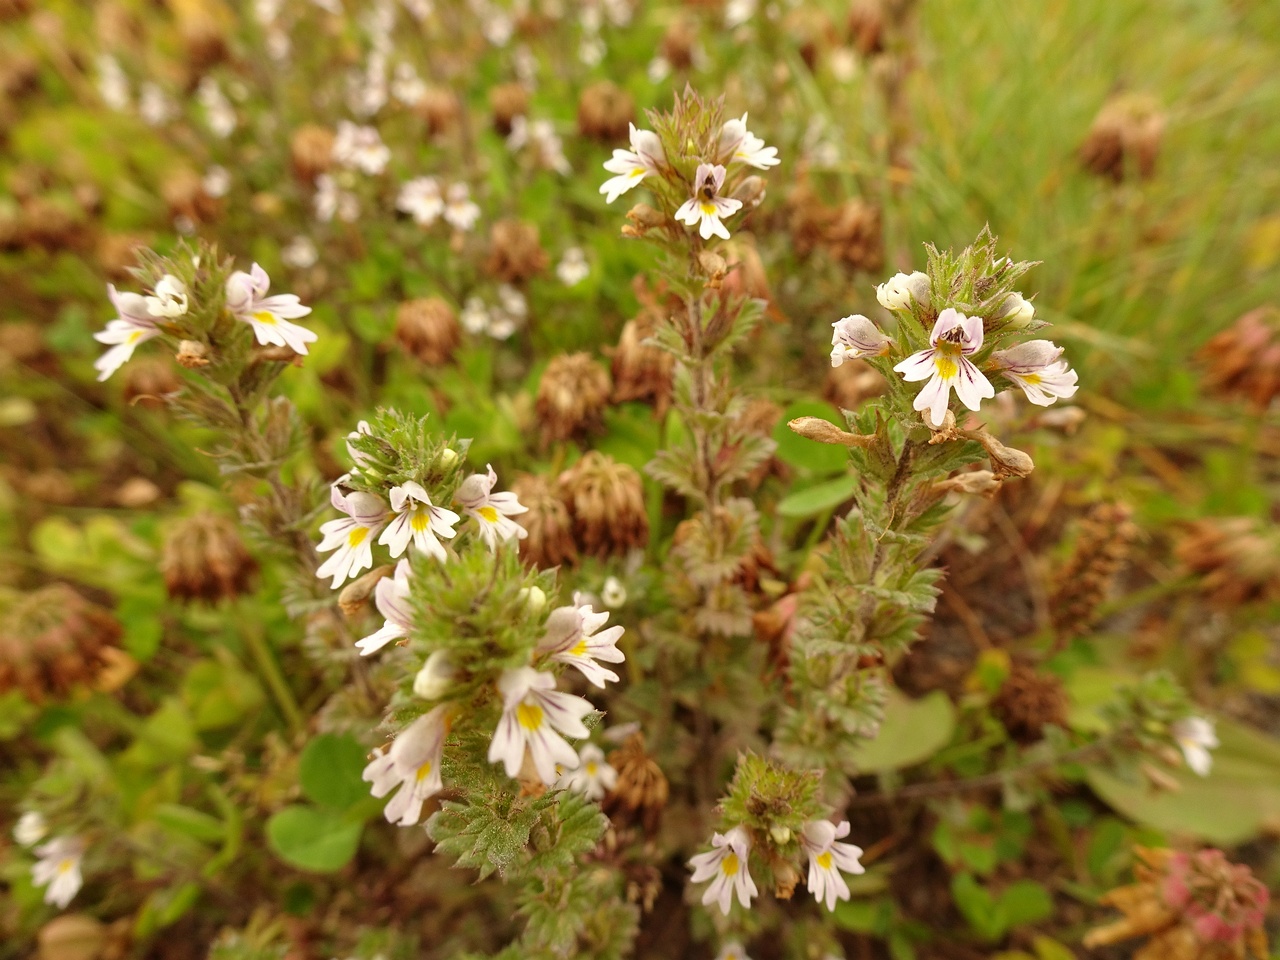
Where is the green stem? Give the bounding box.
[240,615,305,737]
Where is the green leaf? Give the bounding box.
[298,733,371,811]
[777,474,859,518]
[151,803,225,843]
[181,657,264,731]
[773,400,849,474]
[848,690,956,773]
[266,806,363,873]
[428,796,533,881]
[996,880,1053,928]
[134,882,201,937]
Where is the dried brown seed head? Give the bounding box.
[395,297,460,366]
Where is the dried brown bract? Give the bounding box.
[1175,517,1280,608]
[395,297,460,366]
[416,86,460,137]
[1080,93,1165,182]
[559,451,648,560]
[0,584,125,702]
[1198,306,1280,410]
[991,661,1068,742]
[603,732,669,836]
[489,82,529,136]
[289,124,335,184]
[535,353,611,444]
[610,314,674,415]
[161,512,258,604]
[577,80,635,143]
[1049,502,1138,638]
[485,219,549,285]
[510,473,578,570]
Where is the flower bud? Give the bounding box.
[518,585,548,612]
[601,577,627,608]
[875,270,931,311]
[998,292,1035,327]
[337,564,394,618]
[175,340,210,368]
[788,416,873,447]
[697,250,727,287]
[731,175,767,209]
[413,650,456,700]
[769,824,792,845]
[623,203,666,237]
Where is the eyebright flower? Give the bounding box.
[557,247,590,286]
[94,285,159,381]
[354,559,412,655]
[892,307,995,427]
[689,825,758,915]
[1172,716,1218,777]
[396,176,444,226]
[443,183,481,232]
[316,483,388,588]
[225,263,318,355]
[32,836,85,909]
[315,173,359,223]
[801,819,866,911]
[675,164,743,241]
[715,943,753,960]
[992,340,1079,406]
[556,742,617,800]
[413,650,456,699]
[830,314,892,367]
[379,481,460,561]
[332,120,391,175]
[601,576,627,608]
[537,601,625,688]
[599,123,665,203]
[875,270,931,311]
[13,811,47,848]
[717,113,780,169]
[145,275,189,318]
[362,704,451,826]
[488,666,593,785]
[455,464,528,551]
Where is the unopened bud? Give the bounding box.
[788,416,873,448]
[773,860,801,900]
[175,340,210,368]
[934,470,1000,497]
[413,650,456,699]
[337,564,394,618]
[439,448,459,466]
[518,584,548,612]
[625,203,666,234]
[731,175,766,208]
[698,250,727,288]
[998,292,1035,328]
[769,824,792,845]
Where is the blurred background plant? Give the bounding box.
[1,0,1278,959]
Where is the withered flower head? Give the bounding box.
[0,585,124,702]
[122,355,182,409]
[394,297,460,366]
[577,80,635,143]
[535,353,612,444]
[559,451,648,560]
[1049,501,1137,638]
[1175,516,1280,608]
[161,168,219,225]
[416,86,461,137]
[610,314,674,415]
[177,1,229,76]
[991,661,1068,743]
[510,473,577,570]
[161,512,258,604]
[485,219,549,285]
[847,0,885,55]
[825,198,885,272]
[660,18,697,71]
[1198,306,1280,411]
[290,123,336,184]
[489,82,529,136]
[1084,847,1269,960]
[603,732,669,836]
[1080,93,1165,182]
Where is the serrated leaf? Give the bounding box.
[428,798,533,881]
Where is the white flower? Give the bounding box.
[355,559,413,655]
[94,285,159,381]
[647,56,671,84]
[716,943,753,960]
[556,247,590,286]
[830,314,892,367]
[508,118,571,176]
[379,481,459,561]
[403,0,433,20]
[346,57,388,117]
[97,54,129,110]
[203,165,231,199]
[397,176,443,226]
[283,236,319,269]
[1172,716,1218,777]
[14,811,47,848]
[315,174,359,223]
[145,275,189,319]
[992,340,1079,407]
[454,464,528,550]
[413,650,456,699]
[362,705,451,826]
[601,576,626,608]
[345,419,374,471]
[460,296,490,334]
[801,819,865,911]
[537,602,625,688]
[892,307,995,428]
[999,292,1035,327]
[443,183,481,231]
[197,78,236,138]
[675,164,743,241]
[488,667,593,785]
[333,120,391,175]
[556,743,617,800]
[225,263,318,355]
[875,271,931,311]
[689,825,757,915]
[316,483,388,588]
[725,0,757,28]
[138,83,175,125]
[32,836,84,909]
[599,124,665,203]
[717,113,780,169]
[483,9,514,45]
[391,62,427,105]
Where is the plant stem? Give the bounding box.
[240,615,306,737]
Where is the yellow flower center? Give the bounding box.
[586,762,598,775]
[721,852,740,876]
[516,702,544,731]
[58,859,74,874]
[570,638,588,657]
[628,168,644,179]
[479,505,499,523]
[1021,372,1042,385]
[933,354,959,380]
[127,330,144,344]
[253,310,278,326]
[410,509,432,532]
[347,526,369,547]
[415,761,433,782]
[817,852,833,870]
[699,202,717,217]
